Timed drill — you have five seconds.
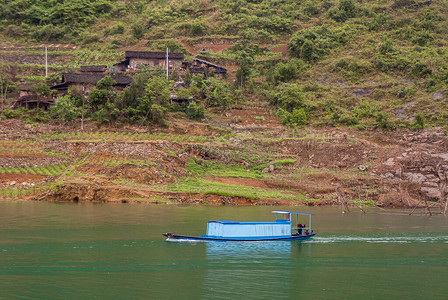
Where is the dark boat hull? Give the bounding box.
[163,232,316,242]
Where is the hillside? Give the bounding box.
[1,0,448,210]
[1,0,448,127]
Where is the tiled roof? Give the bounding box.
[80,65,107,72]
[125,51,184,60]
[50,73,132,89]
[61,73,132,85]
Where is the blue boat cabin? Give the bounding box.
[203,211,313,239]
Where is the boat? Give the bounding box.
[163,211,316,242]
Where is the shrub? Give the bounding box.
[333,57,372,79]
[131,23,145,39]
[379,39,397,55]
[303,2,320,16]
[393,0,416,8]
[277,108,308,127]
[412,31,433,46]
[411,62,431,78]
[396,87,416,98]
[190,23,205,36]
[270,84,306,112]
[49,96,79,122]
[411,113,424,130]
[186,101,205,120]
[150,40,187,53]
[289,25,352,62]
[268,58,307,83]
[375,112,396,130]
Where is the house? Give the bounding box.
[113,51,185,72]
[182,58,227,77]
[11,95,55,110]
[79,65,107,73]
[50,73,132,96]
[11,79,55,110]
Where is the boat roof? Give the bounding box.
[272,211,313,216]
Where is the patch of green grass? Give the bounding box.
[156,177,299,200]
[128,196,173,203]
[0,163,68,176]
[271,159,296,165]
[352,198,375,206]
[187,159,263,179]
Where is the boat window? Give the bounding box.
[276,213,291,222]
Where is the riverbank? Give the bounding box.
[2,112,448,209]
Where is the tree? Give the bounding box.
[131,23,145,39]
[235,51,255,87]
[0,63,15,119]
[230,35,260,87]
[96,75,116,89]
[186,101,205,120]
[204,78,234,108]
[138,75,171,123]
[49,95,79,123]
[268,58,307,84]
[270,84,306,112]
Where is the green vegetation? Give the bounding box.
[155,177,299,200]
[187,158,263,179]
[1,0,448,129]
[40,131,211,143]
[0,163,67,176]
[0,182,52,198]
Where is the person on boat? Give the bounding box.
[297,223,303,235]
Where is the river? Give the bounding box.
[1,202,448,299]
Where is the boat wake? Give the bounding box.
[304,235,448,244]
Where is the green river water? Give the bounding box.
[1,202,448,299]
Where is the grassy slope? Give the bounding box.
[1,0,448,127]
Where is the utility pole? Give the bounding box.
[166,47,169,79]
[45,46,48,78]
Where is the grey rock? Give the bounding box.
[404,173,426,184]
[432,92,443,100]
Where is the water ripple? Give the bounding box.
[304,235,448,244]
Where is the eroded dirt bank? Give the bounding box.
[2,112,448,209]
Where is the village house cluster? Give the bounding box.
[12,51,227,109]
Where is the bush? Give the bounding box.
[106,22,124,35]
[150,40,187,53]
[411,113,424,130]
[49,96,79,122]
[328,0,355,23]
[375,112,396,130]
[186,101,205,120]
[190,23,205,36]
[303,2,320,16]
[412,31,433,46]
[204,78,234,108]
[289,25,352,62]
[396,87,416,98]
[268,58,307,83]
[131,23,145,39]
[393,0,416,8]
[270,84,306,112]
[276,108,308,127]
[411,62,431,78]
[333,57,372,80]
[379,39,397,55]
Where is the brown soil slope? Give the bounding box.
[1,108,448,209]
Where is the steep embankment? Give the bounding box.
[2,106,448,209]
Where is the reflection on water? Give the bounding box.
[206,241,291,258]
[306,234,448,244]
[204,242,292,300]
[2,203,448,299]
